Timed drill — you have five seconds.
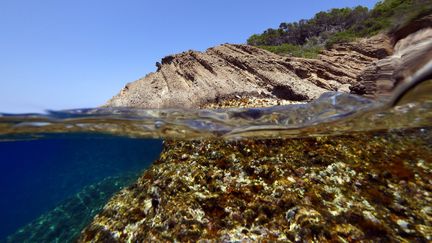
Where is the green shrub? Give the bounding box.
[258,44,322,58]
[247,0,432,55]
[325,31,358,48]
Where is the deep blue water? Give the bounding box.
[0,133,162,241]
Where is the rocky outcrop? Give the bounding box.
[105,15,432,108]
[351,15,432,98]
[286,34,392,91]
[105,35,392,109]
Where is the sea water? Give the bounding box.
[0,134,162,242]
[0,77,431,241]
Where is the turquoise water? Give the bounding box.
[0,134,162,242]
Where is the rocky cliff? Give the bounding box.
[105,14,432,109]
[105,35,393,109]
[351,15,432,98]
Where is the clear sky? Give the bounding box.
[0,0,378,113]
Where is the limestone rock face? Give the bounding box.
[351,15,432,98]
[105,36,391,109]
[289,34,392,91]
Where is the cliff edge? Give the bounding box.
[105,35,392,109]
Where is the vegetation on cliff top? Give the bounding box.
[248,0,432,57]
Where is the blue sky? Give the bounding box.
[0,0,378,113]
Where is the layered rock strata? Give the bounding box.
[351,15,432,98]
[105,35,392,109]
[106,15,432,109]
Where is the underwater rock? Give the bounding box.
[79,129,432,242]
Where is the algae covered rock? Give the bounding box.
[79,129,432,242]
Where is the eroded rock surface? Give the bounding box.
[351,15,432,98]
[105,35,392,109]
